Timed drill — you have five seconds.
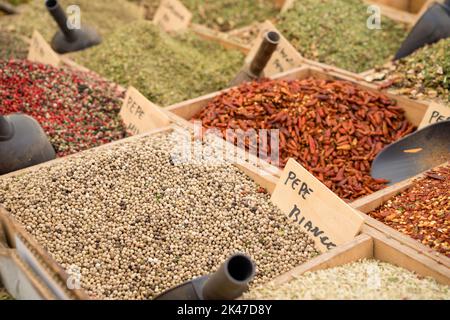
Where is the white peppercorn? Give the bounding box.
[0,132,319,300]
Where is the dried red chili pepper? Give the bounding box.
[193,78,415,201]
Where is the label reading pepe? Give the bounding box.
[120,87,171,136]
[271,158,364,252]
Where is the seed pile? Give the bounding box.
[276,0,407,72]
[0,59,127,157]
[194,78,415,200]
[74,21,244,106]
[369,165,450,257]
[0,30,28,59]
[244,259,450,300]
[182,0,279,32]
[367,38,450,106]
[0,131,318,299]
[0,0,143,41]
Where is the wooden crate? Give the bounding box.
[166,65,428,127]
[162,65,450,264]
[164,64,430,180]
[351,162,450,268]
[253,225,449,297]
[240,161,450,268]
[366,0,434,24]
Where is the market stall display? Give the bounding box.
[0,0,448,302]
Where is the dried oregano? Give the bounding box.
[0,0,143,41]
[182,0,279,31]
[74,21,244,106]
[276,0,407,73]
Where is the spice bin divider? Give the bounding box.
[0,248,54,300]
[366,0,434,25]
[242,224,449,298]
[350,162,450,267]
[0,207,85,300]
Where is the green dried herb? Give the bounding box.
[276,0,407,73]
[183,0,279,31]
[245,259,450,300]
[368,38,450,105]
[0,0,143,40]
[74,21,244,106]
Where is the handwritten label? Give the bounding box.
[271,158,364,252]
[418,102,450,129]
[120,87,171,135]
[153,0,192,32]
[27,30,60,67]
[245,21,303,76]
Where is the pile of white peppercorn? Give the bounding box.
[0,131,318,300]
[244,259,450,300]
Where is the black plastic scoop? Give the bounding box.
[394,0,450,60]
[371,120,450,185]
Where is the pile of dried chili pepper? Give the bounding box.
[194,78,415,201]
[369,165,450,257]
[0,59,127,157]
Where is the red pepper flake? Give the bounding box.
[369,165,450,257]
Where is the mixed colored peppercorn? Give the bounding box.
[194,78,415,201]
[368,38,450,106]
[369,165,450,257]
[74,21,244,106]
[0,59,127,157]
